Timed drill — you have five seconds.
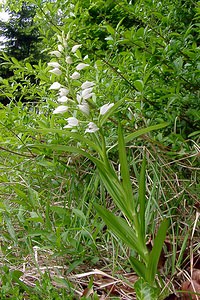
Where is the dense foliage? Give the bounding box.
[0,0,199,299]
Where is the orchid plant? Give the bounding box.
[33,31,170,299]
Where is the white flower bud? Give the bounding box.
[57,35,63,43]
[71,44,82,53]
[64,117,79,128]
[48,62,61,68]
[49,51,61,58]
[57,96,68,103]
[70,71,80,80]
[76,63,89,71]
[85,122,99,133]
[78,101,90,115]
[49,82,61,90]
[81,81,95,89]
[53,105,68,114]
[58,44,64,52]
[82,92,94,100]
[59,88,69,96]
[49,68,62,75]
[100,103,114,115]
[65,56,73,64]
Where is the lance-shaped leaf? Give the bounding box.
[138,155,146,241]
[146,218,170,285]
[95,204,149,263]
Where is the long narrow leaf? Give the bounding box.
[108,123,169,152]
[95,204,149,262]
[125,123,169,144]
[138,155,146,240]
[96,161,135,220]
[118,122,134,209]
[146,218,170,284]
[29,143,99,164]
[129,256,147,280]
[27,128,103,157]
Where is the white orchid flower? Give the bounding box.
[53,105,68,114]
[49,68,62,75]
[49,51,61,58]
[57,34,63,43]
[57,96,68,103]
[85,122,99,133]
[64,117,79,128]
[81,81,95,89]
[100,103,114,115]
[59,88,69,96]
[81,87,93,98]
[58,44,64,52]
[76,93,82,104]
[69,12,75,17]
[70,71,80,80]
[48,62,61,68]
[76,63,89,71]
[65,56,73,64]
[82,92,95,100]
[49,82,61,90]
[78,101,90,115]
[71,44,82,53]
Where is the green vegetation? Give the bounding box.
[0,0,199,299]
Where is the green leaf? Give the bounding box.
[94,204,148,263]
[134,80,144,92]
[138,155,146,240]
[108,123,169,152]
[146,218,170,284]
[188,130,200,137]
[125,123,169,144]
[30,143,98,164]
[134,278,160,300]
[95,158,137,220]
[27,128,103,158]
[118,122,134,211]
[129,256,147,280]
[106,24,115,35]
